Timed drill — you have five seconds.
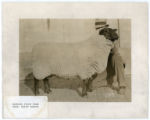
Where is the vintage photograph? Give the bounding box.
[19,19,131,102]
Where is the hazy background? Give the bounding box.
[20,19,130,52]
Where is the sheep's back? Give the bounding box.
[32,35,112,80]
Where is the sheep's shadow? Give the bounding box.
[23,72,83,96]
[22,71,108,96]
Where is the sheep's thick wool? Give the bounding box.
[32,34,113,80]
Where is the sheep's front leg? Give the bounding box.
[34,77,40,95]
[82,80,88,97]
[86,79,93,92]
[87,73,97,92]
[44,77,52,94]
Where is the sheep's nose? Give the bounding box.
[115,35,119,40]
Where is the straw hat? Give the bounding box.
[95,19,109,30]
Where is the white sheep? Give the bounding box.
[32,33,113,96]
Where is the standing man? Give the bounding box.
[99,27,126,95]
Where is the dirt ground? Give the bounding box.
[19,71,131,102]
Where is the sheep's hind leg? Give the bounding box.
[34,77,40,96]
[82,80,88,97]
[44,77,52,94]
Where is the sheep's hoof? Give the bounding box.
[87,89,92,92]
[81,92,88,97]
[35,90,40,96]
[107,83,112,88]
[44,88,52,94]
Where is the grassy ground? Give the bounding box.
[19,71,131,102]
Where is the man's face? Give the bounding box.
[99,28,119,41]
[104,32,112,40]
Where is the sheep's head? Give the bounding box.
[99,28,119,42]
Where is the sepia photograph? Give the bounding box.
[19,19,131,102]
[2,2,148,118]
